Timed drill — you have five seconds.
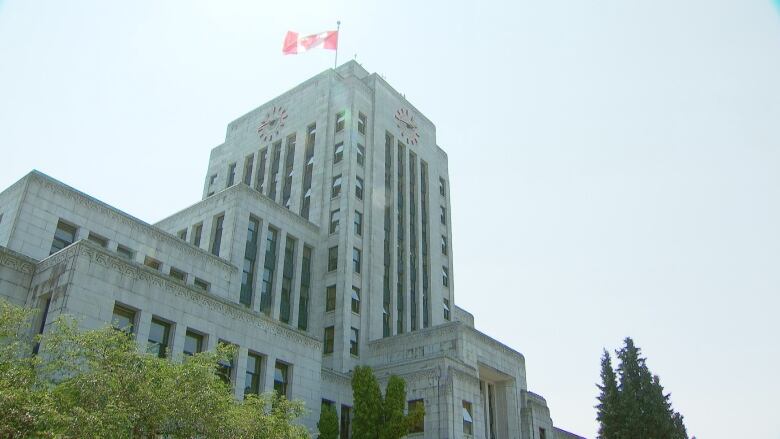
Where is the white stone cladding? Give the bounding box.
[0,61,581,438]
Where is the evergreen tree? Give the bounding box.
[381,375,407,439]
[351,365,382,439]
[596,350,619,439]
[317,403,339,439]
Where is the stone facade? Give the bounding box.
[0,61,581,438]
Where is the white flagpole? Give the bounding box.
[334,20,341,69]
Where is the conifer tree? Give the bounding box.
[351,366,382,439]
[596,350,619,439]
[381,375,407,439]
[317,403,339,439]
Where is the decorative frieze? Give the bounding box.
[0,248,35,274]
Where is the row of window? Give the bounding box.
[322,325,360,356]
[329,209,363,236]
[326,245,362,274]
[111,302,292,398]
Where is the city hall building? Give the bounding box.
[0,61,582,439]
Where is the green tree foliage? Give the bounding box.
[0,299,309,439]
[596,337,689,439]
[380,375,406,439]
[350,366,425,439]
[317,403,339,439]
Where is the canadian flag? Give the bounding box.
[282,30,339,55]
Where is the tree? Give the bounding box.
[380,375,406,439]
[0,298,309,438]
[596,337,688,439]
[350,366,424,439]
[317,403,339,439]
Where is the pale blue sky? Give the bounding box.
[2,1,779,437]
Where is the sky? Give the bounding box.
[1,1,779,437]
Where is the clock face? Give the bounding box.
[257,106,288,143]
[395,108,420,145]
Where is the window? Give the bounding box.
[335,111,345,132]
[340,405,352,439]
[116,245,134,261]
[356,143,365,166]
[183,330,203,356]
[280,236,296,323]
[328,246,338,271]
[111,304,136,334]
[358,112,367,135]
[462,401,473,435]
[177,229,187,240]
[243,154,254,186]
[282,134,296,209]
[298,246,312,331]
[240,217,260,306]
[192,223,203,247]
[329,209,340,234]
[440,206,447,225]
[539,428,547,439]
[439,177,446,197]
[351,286,361,314]
[334,142,344,163]
[355,177,364,200]
[442,266,449,287]
[354,211,363,236]
[87,232,108,248]
[211,214,224,256]
[268,141,282,201]
[147,318,171,358]
[443,298,451,321]
[352,248,361,274]
[143,256,161,271]
[441,235,448,255]
[324,326,334,354]
[408,399,425,433]
[349,327,359,356]
[326,285,336,312]
[50,220,76,255]
[194,277,210,291]
[227,163,236,187]
[332,174,342,198]
[207,174,217,196]
[255,148,267,193]
[260,227,278,315]
[274,361,289,397]
[169,267,187,282]
[245,352,263,396]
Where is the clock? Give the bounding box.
[395,108,420,145]
[257,106,288,143]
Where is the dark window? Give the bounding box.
[354,211,362,236]
[227,163,236,187]
[116,245,134,261]
[358,112,367,135]
[328,246,338,271]
[183,330,203,356]
[298,246,312,331]
[50,220,76,255]
[280,236,296,323]
[282,134,296,209]
[274,361,289,397]
[243,154,254,186]
[268,141,282,201]
[192,223,203,247]
[260,227,278,315]
[240,217,260,306]
[352,247,361,274]
[329,209,340,234]
[440,206,447,225]
[177,229,187,240]
[349,327,359,356]
[444,298,451,321]
[539,428,547,439]
[245,352,263,396]
[334,142,344,163]
[255,148,267,193]
[335,111,345,132]
[211,214,224,256]
[355,177,364,200]
[462,401,473,435]
[143,256,161,271]
[340,405,352,439]
[194,278,210,291]
[169,267,187,282]
[207,174,217,196]
[351,286,360,314]
[439,177,446,197]
[324,326,334,354]
[408,399,425,433]
[332,174,342,198]
[147,318,171,358]
[112,304,136,334]
[441,235,448,255]
[87,232,108,248]
[326,285,336,312]
[443,266,449,287]
[356,143,365,166]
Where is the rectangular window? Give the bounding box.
[227,163,236,187]
[298,245,312,331]
[207,174,217,196]
[87,232,108,248]
[358,112,367,135]
[240,217,260,307]
[274,361,289,398]
[255,148,267,193]
[300,124,316,219]
[282,134,296,209]
[539,428,547,439]
[244,352,263,396]
[329,209,340,234]
[324,326,334,354]
[268,140,282,201]
[408,399,425,433]
[441,235,448,255]
[194,277,210,291]
[147,318,171,358]
[211,214,224,256]
[169,267,187,282]
[443,266,449,287]
[340,405,352,439]
[440,206,447,225]
[462,401,473,435]
[116,245,134,261]
[352,247,361,274]
[326,285,336,312]
[111,304,136,334]
[243,153,254,186]
[192,223,203,247]
[351,286,360,314]
[335,111,345,132]
[177,229,187,240]
[356,143,365,166]
[334,142,344,163]
[183,329,203,356]
[260,226,278,315]
[328,246,338,272]
[439,177,446,197]
[50,220,77,255]
[280,236,296,323]
[349,327,359,356]
[443,298,451,321]
[355,176,364,200]
[332,174,342,198]
[354,211,362,236]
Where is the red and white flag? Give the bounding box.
[282,30,338,55]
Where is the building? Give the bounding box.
[0,61,583,439]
